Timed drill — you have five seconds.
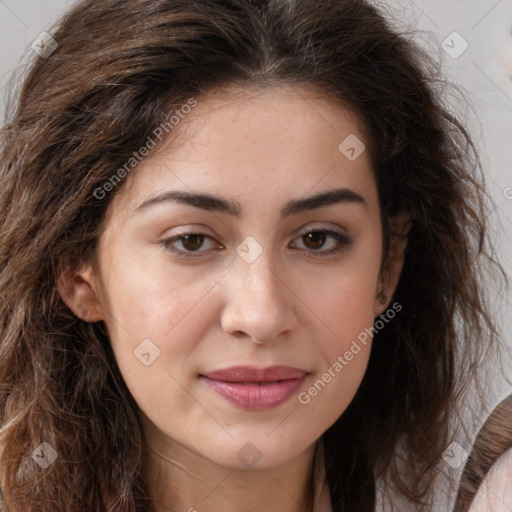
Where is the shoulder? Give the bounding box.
[455,392,512,512]
[467,446,512,512]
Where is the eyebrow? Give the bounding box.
[135,187,366,218]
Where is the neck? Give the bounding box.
[144,438,318,512]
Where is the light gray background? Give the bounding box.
[1,2,512,508]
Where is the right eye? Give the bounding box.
[159,232,223,258]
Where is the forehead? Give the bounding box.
[111,84,376,216]
[172,84,370,158]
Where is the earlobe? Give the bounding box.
[57,263,105,322]
[374,215,411,317]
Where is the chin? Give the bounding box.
[196,435,314,471]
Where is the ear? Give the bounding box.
[57,262,105,322]
[374,214,411,317]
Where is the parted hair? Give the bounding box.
[0,0,506,510]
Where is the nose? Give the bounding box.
[220,249,298,344]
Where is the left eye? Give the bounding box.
[160,229,352,258]
[291,229,352,255]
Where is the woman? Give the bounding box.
[0,0,507,510]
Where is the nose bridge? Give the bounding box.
[232,242,284,307]
[221,240,297,342]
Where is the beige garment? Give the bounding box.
[312,440,333,512]
[467,447,512,512]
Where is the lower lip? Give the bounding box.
[200,375,307,411]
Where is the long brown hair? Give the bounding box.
[0,0,507,510]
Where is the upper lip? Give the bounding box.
[201,365,308,382]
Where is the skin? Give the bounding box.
[58,84,408,512]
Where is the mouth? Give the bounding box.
[199,365,309,410]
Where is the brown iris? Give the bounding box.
[302,231,326,250]
[181,234,205,251]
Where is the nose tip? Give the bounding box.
[220,255,298,344]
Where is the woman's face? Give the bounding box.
[67,85,402,470]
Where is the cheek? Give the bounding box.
[96,247,219,374]
[299,249,380,407]
[96,254,220,425]
[312,282,375,389]
[310,253,381,355]
[294,276,377,427]
[323,279,378,349]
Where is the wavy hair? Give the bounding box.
[0,0,507,510]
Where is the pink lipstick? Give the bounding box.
[200,365,307,411]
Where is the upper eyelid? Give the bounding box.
[163,221,349,238]
[163,225,347,243]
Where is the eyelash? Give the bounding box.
[159,228,353,259]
